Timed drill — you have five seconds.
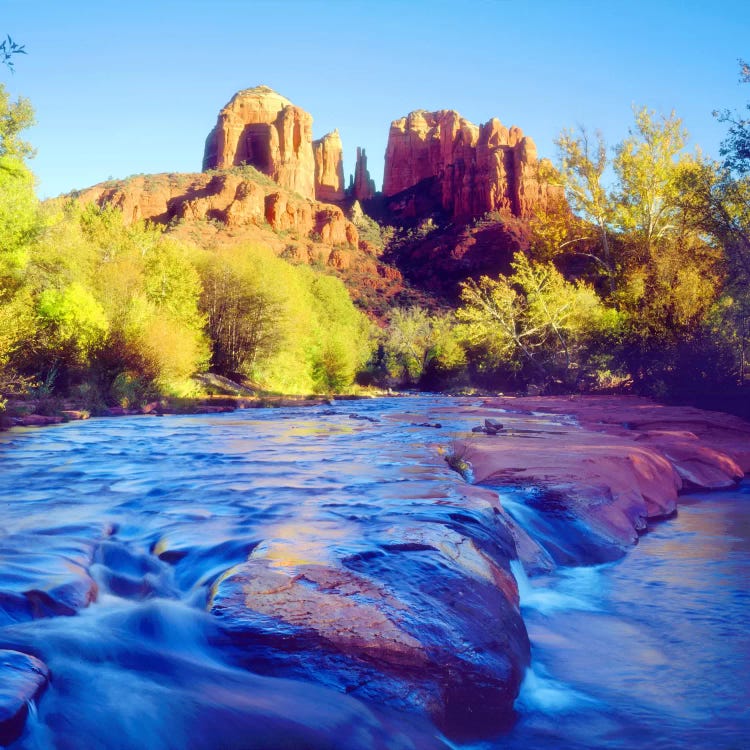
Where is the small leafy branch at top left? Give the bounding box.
[1,36,26,72]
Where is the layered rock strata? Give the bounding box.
[383,110,562,219]
[444,396,750,567]
[203,86,316,200]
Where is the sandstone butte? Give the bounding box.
[203,86,317,201]
[439,395,750,570]
[73,87,373,272]
[383,109,564,220]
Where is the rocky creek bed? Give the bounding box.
[0,395,748,748]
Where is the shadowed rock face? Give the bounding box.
[209,498,529,735]
[203,86,316,201]
[353,147,376,201]
[383,110,564,220]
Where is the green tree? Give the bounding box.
[715,59,750,175]
[378,307,466,387]
[457,252,612,383]
[0,83,34,161]
[197,247,284,378]
[612,107,688,262]
[554,127,616,289]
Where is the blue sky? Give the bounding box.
[2,0,748,199]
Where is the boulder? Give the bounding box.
[209,498,529,737]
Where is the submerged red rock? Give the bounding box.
[0,650,49,745]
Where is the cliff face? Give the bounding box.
[75,172,357,248]
[203,86,317,201]
[312,130,345,202]
[383,110,562,219]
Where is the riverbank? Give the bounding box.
[0,387,387,429]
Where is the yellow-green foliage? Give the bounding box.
[12,203,209,400]
[197,244,372,394]
[380,306,466,386]
[457,252,614,380]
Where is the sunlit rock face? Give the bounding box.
[203,86,317,201]
[75,172,358,250]
[313,130,345,202]
[383,110,563,219]
[452,395,750,565]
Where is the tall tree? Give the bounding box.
[554,127,616,290]
[0,83,34,161]
[612,107,688,262]
[457,252,608,382]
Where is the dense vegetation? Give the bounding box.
[0,85,372,413]
[1,62,749,416]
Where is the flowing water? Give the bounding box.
[1,397,748,749]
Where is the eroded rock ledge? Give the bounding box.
[447,395,750,566]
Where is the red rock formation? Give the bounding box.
[203,86,316,200]
[443,395,750,563]
[383,109,562,219]
[208,481,529,732]
[75,172,358,251]
[312,130,345,202]
[352,147,376,200]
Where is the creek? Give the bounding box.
[0,397,747,749]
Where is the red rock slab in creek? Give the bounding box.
[634,430,743,489]
[456,425,683,557]
[209,522,529,738]
[10,414,64,427]
[484,395,750,478]
[0,650,49,745]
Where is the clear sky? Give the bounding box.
[2,0,748,199]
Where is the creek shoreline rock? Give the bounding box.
[445,395,750,565]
